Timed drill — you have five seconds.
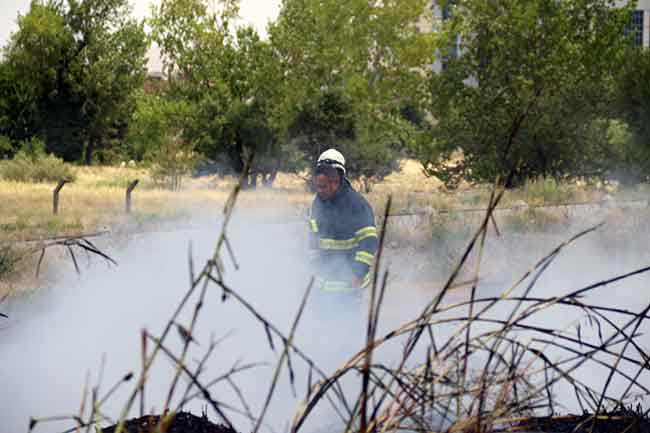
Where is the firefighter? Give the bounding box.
[308,149,378,291]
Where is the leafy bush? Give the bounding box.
[0,138,76,182]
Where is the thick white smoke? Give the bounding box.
[0,214,381,433]
[1,208,650,432]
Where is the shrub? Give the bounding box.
[0,138,76,183]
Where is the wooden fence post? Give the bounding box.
[53,178,70,215]
[125,179,139,214]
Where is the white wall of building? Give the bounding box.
[631,1,650,48]
[618,0,650,47]
[636,0,650,9]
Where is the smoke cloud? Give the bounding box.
[1,208,650,432]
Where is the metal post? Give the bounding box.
[53,179,69,215]
[125,179,139,214]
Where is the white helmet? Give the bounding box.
[317,148,346,175]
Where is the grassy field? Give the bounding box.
[2,158,648,297]
[0,159,629,241]
[0,165,314,242]
[0,165,309,294]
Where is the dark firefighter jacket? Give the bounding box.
[309,179,378,290]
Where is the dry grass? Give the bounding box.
[2,158,644,298]
[0,166,314,242]
[1,159,628,242]
[372,159,444,193]
[0,241,44,296]
[2,158,644,283]
[0,165,307,296]
[0,178,205,240]
[29,169,650,433]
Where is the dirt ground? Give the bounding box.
[515,410,650,433]
[102,412,237,433]
[100,410,650,433]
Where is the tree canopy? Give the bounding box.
[2,0,148,164]
[2,0,650,190]
[416,0,635,187]
[269,0,436,188]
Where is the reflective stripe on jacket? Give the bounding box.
[309,179,378,288]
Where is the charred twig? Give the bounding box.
[179,361,263,407]
[33,234,117,277]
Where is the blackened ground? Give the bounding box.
[515,410,650,433]
[102,412,237,433]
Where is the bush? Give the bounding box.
[0,138,76,182]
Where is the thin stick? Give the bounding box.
[253,278,313,433]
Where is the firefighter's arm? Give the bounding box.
[351,203,378,286]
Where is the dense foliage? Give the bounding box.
[611,48,650,183]
[1,0,649,189]
[415,0,635,187]
[1,0,147,164]
[269,0,435,189]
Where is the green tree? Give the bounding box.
[150,0,302,187]
[612,47,650,183]
[269,0,435,187]
[125,91,183,160]
[195,26,302,186]
[125,92,198,190]
[416,0,633,188]
[0,61,38,154]
[4,0,147,163]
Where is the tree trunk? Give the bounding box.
[363,177,372,193]
[84,139,95,166]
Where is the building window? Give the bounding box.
[627,10,644,48]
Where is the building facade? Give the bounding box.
[630,0,650,48]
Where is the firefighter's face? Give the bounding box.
[315,173,340,200]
